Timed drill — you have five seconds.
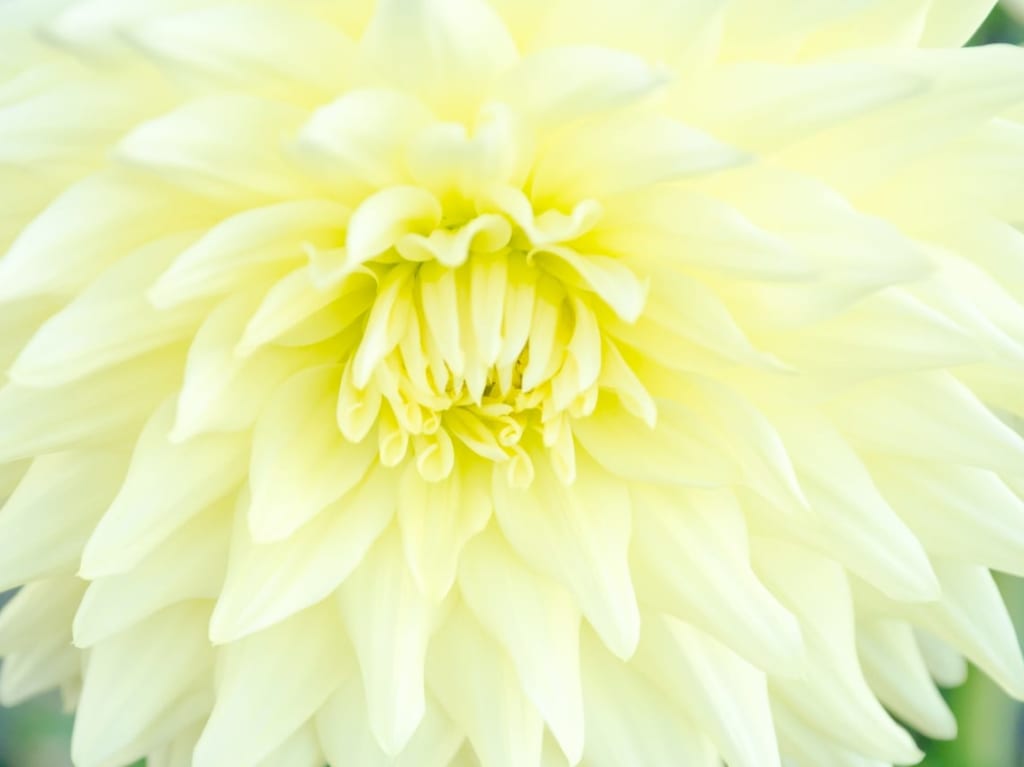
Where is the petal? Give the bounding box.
[872,460,1024,577]
[492,448,640,659]
[580,629,719,767]
[194,603,351,767]
[631,486,805,676]
[116,94,319,203]
[754,540,923,764]
[398,459,491,600]
[0,171,213,301]
[831,371,1024,473]
[248,366,376,542]
[337,529,447,755]
[359,0,517,119]
[316,669,463,767]
[296,89,433,195]
[532,246,648,323]
[71,602,215,767]
[149,199,348,307]
[857,619,957,741]
[74,503,229,647]
[777,412,940,602]
[459,528,585,765]
[210,465,396,643]
[80,400,247,578]
[634,615,782,767]
[533,114,745,206]
[0,348,184,464]
[428,605,545,767]
[573,397,732,487]
[172,290,341,441]
[131,5,354,97]
[10,232,207,387]
[493,46,667,129]
[922,0,997,46]
[0,450,128,590]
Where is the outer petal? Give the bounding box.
[491,448,640,659]
[194,603,351,767]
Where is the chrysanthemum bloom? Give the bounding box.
[2,0,1024,765]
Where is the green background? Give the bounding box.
[1,4,1023,767]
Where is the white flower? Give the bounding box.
[1,1,1024,766]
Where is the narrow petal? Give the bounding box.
[337,530,446,755]
[428,605,545,767]
[71,603,215,767]
[74,504,229,647]
[460,528,585,765]
[211,466,396,643]
[80,400,247,578]
[631,486,805,676]
[0,450,128,590]
[580,629,719,767]
[248,366,376,542]
[492,448,640,659]
[398,459,491,600]
[194,603,351,767]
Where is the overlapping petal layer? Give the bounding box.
[1,1,1024,766]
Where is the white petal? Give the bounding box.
[172,290,340,441]
[194,603,351,767]
[210,465,396,643]
[492,449,640,659]
[831,371,1024,473]
[398,459,491,600]
[493,46,667,129]
[296,89,433,195]
[337,529,447,755]
[631,486,805,676]
[0,171,213,301]
[754,540,923,764]
[872,459,1024,576]
[131,5,353,96]
[116,94,319,203]
[595,188,809,280]
[0,450,127,590]
[0,577,84,655]
[532,246,648,323]
[857,619,957,741]
[533,114,745,206]
[74,503,229,647]
[0,349,184,464]
[428,605,545,767]
[634,614,781,767]
[71,602,214,767]
[580,628,719,767]
[80,400,247,578]
[317,676,463,767]
[922,0,997,46]
[359,0,517,119]
[150,199,348,307]
[888,561,1024,699]
[252,724,324,767]
[237,265,374,356]
[248,366,376,542]
[778,413,940,601]
[10,232,206,387]
[347,186,443,268]
[572,397,732,487]
[459,528,585,765]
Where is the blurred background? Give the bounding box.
[1,4,1024,767]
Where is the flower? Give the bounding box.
[2,0,1024,765]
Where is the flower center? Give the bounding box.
[312,185,651,487]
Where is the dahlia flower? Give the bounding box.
[2,0,1024,765]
